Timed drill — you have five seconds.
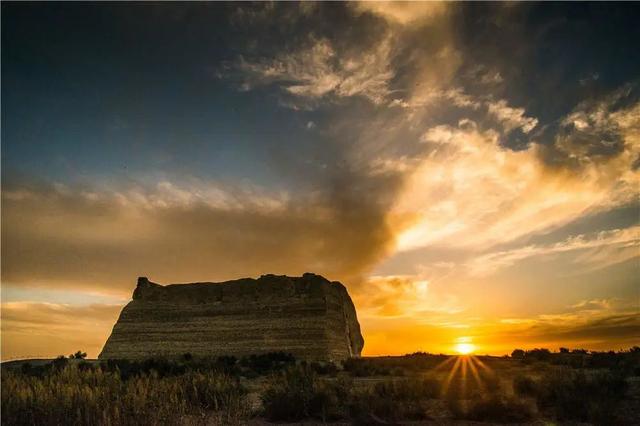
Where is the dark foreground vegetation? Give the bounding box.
[2,348,639,425]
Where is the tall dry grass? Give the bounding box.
[1,364,250,426]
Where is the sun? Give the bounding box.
[454,342,476,355]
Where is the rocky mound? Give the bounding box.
[99,273,364,361]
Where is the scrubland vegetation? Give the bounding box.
[2,348,639,425]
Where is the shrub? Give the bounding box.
[342,358,391,377]
[535,368,628,423]
[261,364,317,421]
[524,348,552,362]
[262,366,439,423]
[309,377,352,422]
[511,349,525,359]
[261,364,347,421]
[373,377,440,400]
[309,361,338,376]
[240,352,295,376]
[513,374,537,396]
[52,355,68,370]
[443,367,501,400]
[69,350,87,359]
[348,378,439,424]
[464,395,534,423]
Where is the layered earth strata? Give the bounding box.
[99,273,364,361]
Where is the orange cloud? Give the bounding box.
[1,302,122,360]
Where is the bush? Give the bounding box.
[343,358,391,377]
[261,364,347,421]
[261,364,317,421]
[262,365,439,423]
[347,377,440,424]
[511,349,525,359]
[239,352,295,376]
[52,355,68,370]
[464,395,534,423]
[513,374,537,396]
[69,350,87,360]
[309,377,352,422]
[308,360,339,376]
[524,348,552,363]
[535,368,628,423]
[443,367,500,400]
[372,377,440,400]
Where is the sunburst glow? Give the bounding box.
[455,343,476,355]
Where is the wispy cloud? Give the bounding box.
[467,226,639,276]
[351,1,447,26]
[489,299,640,351]
[236,36,395,107]
[486,99,538,133]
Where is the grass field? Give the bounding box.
[2,348,639,425]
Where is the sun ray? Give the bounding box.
[467,356,485,392]
[433,355,457,371]
[440,356,462,396]
[461,356,468,398]
[472,356,491,372]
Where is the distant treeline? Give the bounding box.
[7,346,640,379]
[509,347,640,373]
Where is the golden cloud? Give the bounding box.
[391,96,639,252]
[1,302,122,360]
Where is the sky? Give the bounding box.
[1,2,639,360]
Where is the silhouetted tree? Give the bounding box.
[52,355,68,369]
[526,348,552,361]
[559,347,569,353]
[511,349,525,359]
[69,350,87,359]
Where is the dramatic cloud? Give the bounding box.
[392,94,639,252]
[1,176,398,295]
[2,2,638,358]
